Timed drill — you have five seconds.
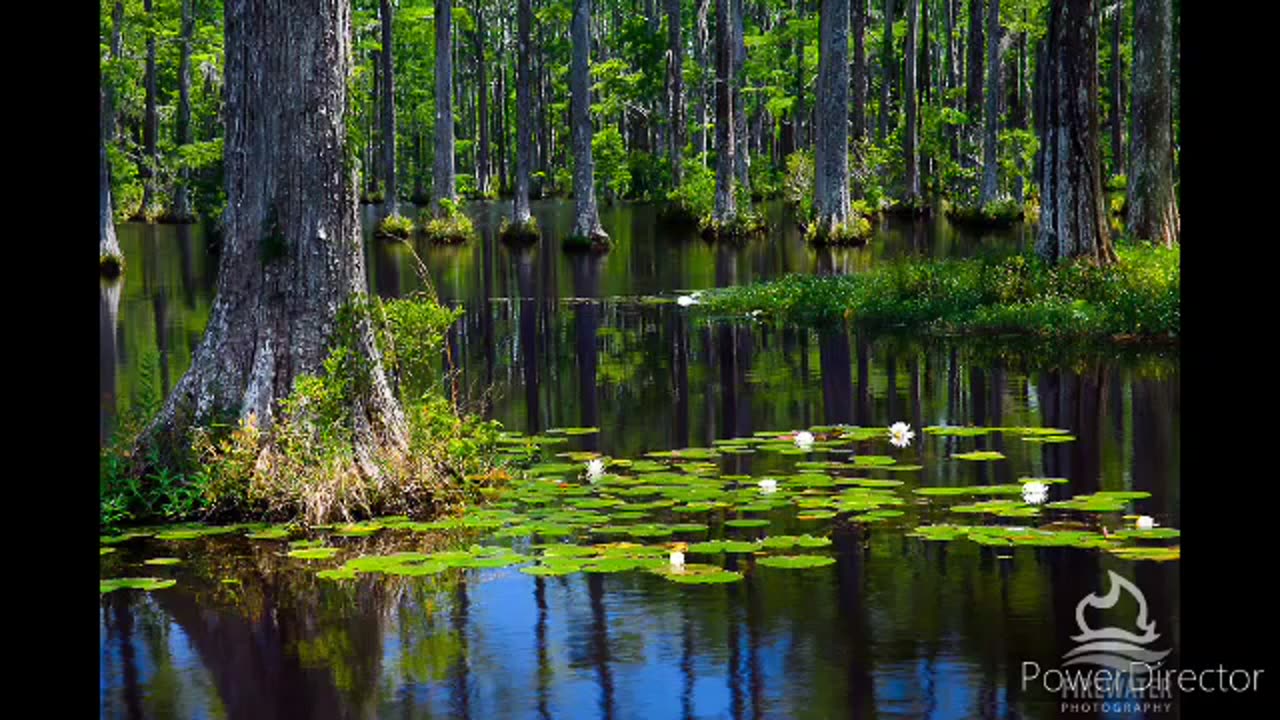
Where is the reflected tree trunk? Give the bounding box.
[100,280,122,446]
[571,254,602,451]
[517,248,541,433]
[835,527,877,718]
[587,574,615,720]
[819,320,854,425]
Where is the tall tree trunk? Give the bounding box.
[380,0,399,217]
[965,0,984,121]
[136,0,159,219]
[435,0,457,206]
[137,0,408,479]
[667,0,686,184]
[173,0,195,221]
[107,1,124,145]
[513,0,535,224]
[368,50,380,198]
[1110,2,1124,177]
[570,0,608,240]
[713,0,738,223]
[475,3,491,196]
[851,0,867,142]
[732,0,750,187]
[878,0,895,144]
[979,0,1000,204]
[414,127,426,202]
[694,0,710,158]
[1036,0,1116,265]
[497,57,508,195]
[903,0,920,202]
[1127,0,1178,246]
[101,89,123,268]
[815,0,851,231]
[796,0,807,148]
[1013,17,1026,203]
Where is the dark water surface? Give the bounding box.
[100,201,1180,719]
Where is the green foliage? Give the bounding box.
[748,154,783,200]
[700,244,1180,339]
[783,150,814,220]
[665,157,716,226]
[419,200,477,244]
[376,294,464,400]
[376,213,414,238]
[592,127,630,201]
[626,152,670,201]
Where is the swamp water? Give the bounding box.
[101,201,1179,719]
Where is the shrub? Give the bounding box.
[665,158,716,226]
[419,198,477,244]
[592,127,631,201]
[376,213,414,239]
[783,150,815,220]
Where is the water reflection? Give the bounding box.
[102,202,1178,719]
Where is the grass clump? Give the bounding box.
[375,213,414,239]
[698,242,1179,340]
[805,215,873,246]
[100,253,125,277]
[498,215,541,244]
[419,199,477,244]
[944,197,1024,227]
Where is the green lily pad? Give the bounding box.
[1106,545,1180,562]
[246,526,293,540]
[797,511,838,521]
[289,538,325,549]
[760,535,832,550]
[687,540,761,554]
[724,518,771,529]
[288,547,341,560]
[756,555,837,569]
[1111,528,1181,540]
[316,568,359,581]
[100,577,177,593]
[952,451,1007,461]
[909,524,971,541]
[652,563,744,584]
[100,547,116,556]
[100,531,155,545]
[143,558,181,566]
[333,523,383,537]
[547,426,600,436]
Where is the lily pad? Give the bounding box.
[687,540,761,554]
[652,563,744,584]
[724,518,771,529]
[760,535,833,550]
[100,577,177,593]
[288,547,341,561]
[100,547,116,556]
[952,451,1007,461]
[1106,546,1180,562]
[143,558,182,566]
[756,555,836,569]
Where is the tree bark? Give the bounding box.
[713,0,737,223]
[136,0,159,219]
[107,1,124,145]
[497,57,508,195]
[903,0,920,202]
[878,0,895,144]
[667,0,686,184]
[570,0,608,240]
[1110,2,1124,177]
[732,0,750,187]
[851,0,867,142]
[815,0,851,230]
[1035,0,1116,265]
[136,0,407,475]
[979,0,1000,204]
[380,0,399,217]
[475,2,491,196]
[1127,0,1179,246]
[101,88,122,266]
[694,0,710,158]
[172,0,195,221]
[965,0,984,121]
[513,0,535,224]
[435,0,457,206]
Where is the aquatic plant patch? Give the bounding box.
[756,555,836,569]
[100,577,178,593]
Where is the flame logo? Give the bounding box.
[1062,571,1170,673]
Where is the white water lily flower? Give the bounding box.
[669,550,685,568]
[794,431,815,449]
[889,422,916,448]
[1021,481,1049,505]
[585,458,605,483]
[1136,515,1155,530]
[758,478,778,494]
[676,295,699,307]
